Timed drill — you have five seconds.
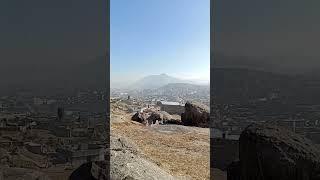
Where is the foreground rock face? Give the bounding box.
[110,134,182,180]
[181,102,209,128]
[70,134,184,180]
[228,123,320,180]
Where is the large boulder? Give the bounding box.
[181,102,209,128]
[228,123,320,180]
[131,112,144,123]
[146,112,162,125]
[131,111,161,126]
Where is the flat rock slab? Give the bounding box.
[149,124,209,135]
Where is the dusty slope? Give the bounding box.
[111,111,210,180]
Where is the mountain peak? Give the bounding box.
[128,74,186,90]
[159,73,168,76]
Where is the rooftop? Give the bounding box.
[159,101,182,106]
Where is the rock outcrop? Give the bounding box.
[131,110,181,126]
[227,123,320,180]
[146,112,162,125]
[181,102,209,128]
[131,111,161,126]
[131,112,145,123]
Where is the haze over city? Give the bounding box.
[214,0,320,74]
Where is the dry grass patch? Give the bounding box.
[112,120,210,180]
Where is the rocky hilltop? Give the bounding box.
[227,123,320,180]
[110,100,209,180]
[131,101,210,128]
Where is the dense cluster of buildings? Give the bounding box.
[0,89,107,177]
[210,96,320,170]
[111,86,210,108]
[211,100,320,142]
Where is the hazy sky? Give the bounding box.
[110,0,210,84]
[214,0,320,73]
[0,0,106,66]
[0,0,107,90]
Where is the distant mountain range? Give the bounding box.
[155,83,210,96]
[127,73,203,90]
[158,83,209,90]
[0,55,107,95]
[213,52,320,76]
[212,67,320,104]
